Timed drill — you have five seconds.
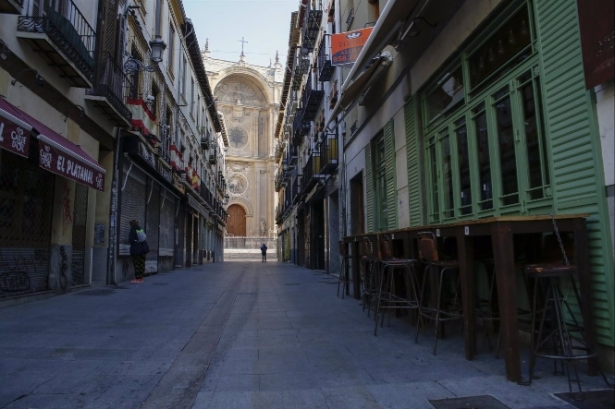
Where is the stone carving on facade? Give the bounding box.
[228,174,248,196]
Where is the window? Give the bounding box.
[190,78,195,116]
[423,3,550,222]
[168,24,175,75]
[180,57,187,98]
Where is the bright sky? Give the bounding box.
[183,0,300,68]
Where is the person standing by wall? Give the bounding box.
[129,220,149,283]
[261,243,267,262]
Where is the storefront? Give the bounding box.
[0,97,106,297]
[119,135,181,275]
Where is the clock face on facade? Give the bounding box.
[229,127,248,148]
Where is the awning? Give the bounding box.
[345,0,422,83]
[326,0,427,129]
[326,52,393,127]
[0,98,33,158]
[0,99,106,192]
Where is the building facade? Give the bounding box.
[277,0,615,368]
[0,0,228,303]
[204,47,282,244]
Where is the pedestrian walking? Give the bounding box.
[129,220,149,283]
[261,243,267,262]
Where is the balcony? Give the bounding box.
[292,175,303,204]
[292,108,308,146]
[17,0,95,87]
[317,36,334,82]
[201,135,210,150]
[85,54,132,127]
[275,170,283,192]
[289,145,299,166]
[302,153,323,193]
[301,3,322,54]
[0,0,23,14]
[320,137,339,174]
[294,56,310,78]
[302,76,324,122]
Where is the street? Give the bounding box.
[0,261,609,409]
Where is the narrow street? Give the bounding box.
[0,262,608,409]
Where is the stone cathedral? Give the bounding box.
[203,43,283,238]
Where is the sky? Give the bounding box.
[182,0,300,68]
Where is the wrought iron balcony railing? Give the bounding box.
[302,152,323,193]
[292,175,303,204]
[317,36,334,82]
[17,0,95,85]
[302,76,324,122]
[301,2,323,54]
[86,54,132,125]
[319,137,339,174]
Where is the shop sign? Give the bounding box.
[577,0,614,88]
[0,117,30,158]
[331,27,373,66]
[157,159,173,184]
[38,138,105,191]
[138,142,156,169]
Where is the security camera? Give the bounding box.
[145,95,155,102]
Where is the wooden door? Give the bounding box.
[227,204,246,236]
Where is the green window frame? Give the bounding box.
[422,1,552,222]
[374,134,388,231]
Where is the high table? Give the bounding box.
[343,214,596,383]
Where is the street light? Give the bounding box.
[124,36,167,73]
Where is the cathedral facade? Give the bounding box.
[203,47,283,239]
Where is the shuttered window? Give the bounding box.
[365,143,374,232]
[422,2,552,222]
[404,97,423,227]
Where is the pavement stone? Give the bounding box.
[0,261,611,409]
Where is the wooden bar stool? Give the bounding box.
[524,221,612,394]
[360,237,380,316]
[336,241,353,299]
[373,234,420,336]
[415,231,463,355]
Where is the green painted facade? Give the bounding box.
[401,0,614,345]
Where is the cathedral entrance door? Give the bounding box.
[227,204,247,237]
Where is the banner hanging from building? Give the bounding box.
[331,27,373,66]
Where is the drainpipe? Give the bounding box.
[107,127,122,285]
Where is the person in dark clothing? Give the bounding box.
[129,220,149,283]
[261,243,267,262]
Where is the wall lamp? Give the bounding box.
[123,36,167,73]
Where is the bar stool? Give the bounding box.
[336,241,353,299]
[415,231,463,355]
[360,237,380,316]
[373,234,420,336]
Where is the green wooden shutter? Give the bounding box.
[405,98,422,227]
[384,120,397,230]
[534,0,615,346]
[365,143,374,233]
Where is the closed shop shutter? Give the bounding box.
[0,150,54,296]
[119,163,146,256]
[365,142,374,233]
[534,0,615,346]
[384,119,397,230]
[405,97,422,227]
[145,180,160,273]
[159,189,176,258]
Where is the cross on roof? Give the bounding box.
[238,37,248,57]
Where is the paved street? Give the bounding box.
[0,261,609,409]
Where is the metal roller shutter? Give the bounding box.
[145,180,160,273]
[119,162,146,256]
[159,189,176,258]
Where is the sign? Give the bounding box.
[331,27,373,66]
[38,137,105,191]
[0,117,30,158]
[577,0,614,88]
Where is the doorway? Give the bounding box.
[227,204,246,236]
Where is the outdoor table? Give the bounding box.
[343,214,596,383]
